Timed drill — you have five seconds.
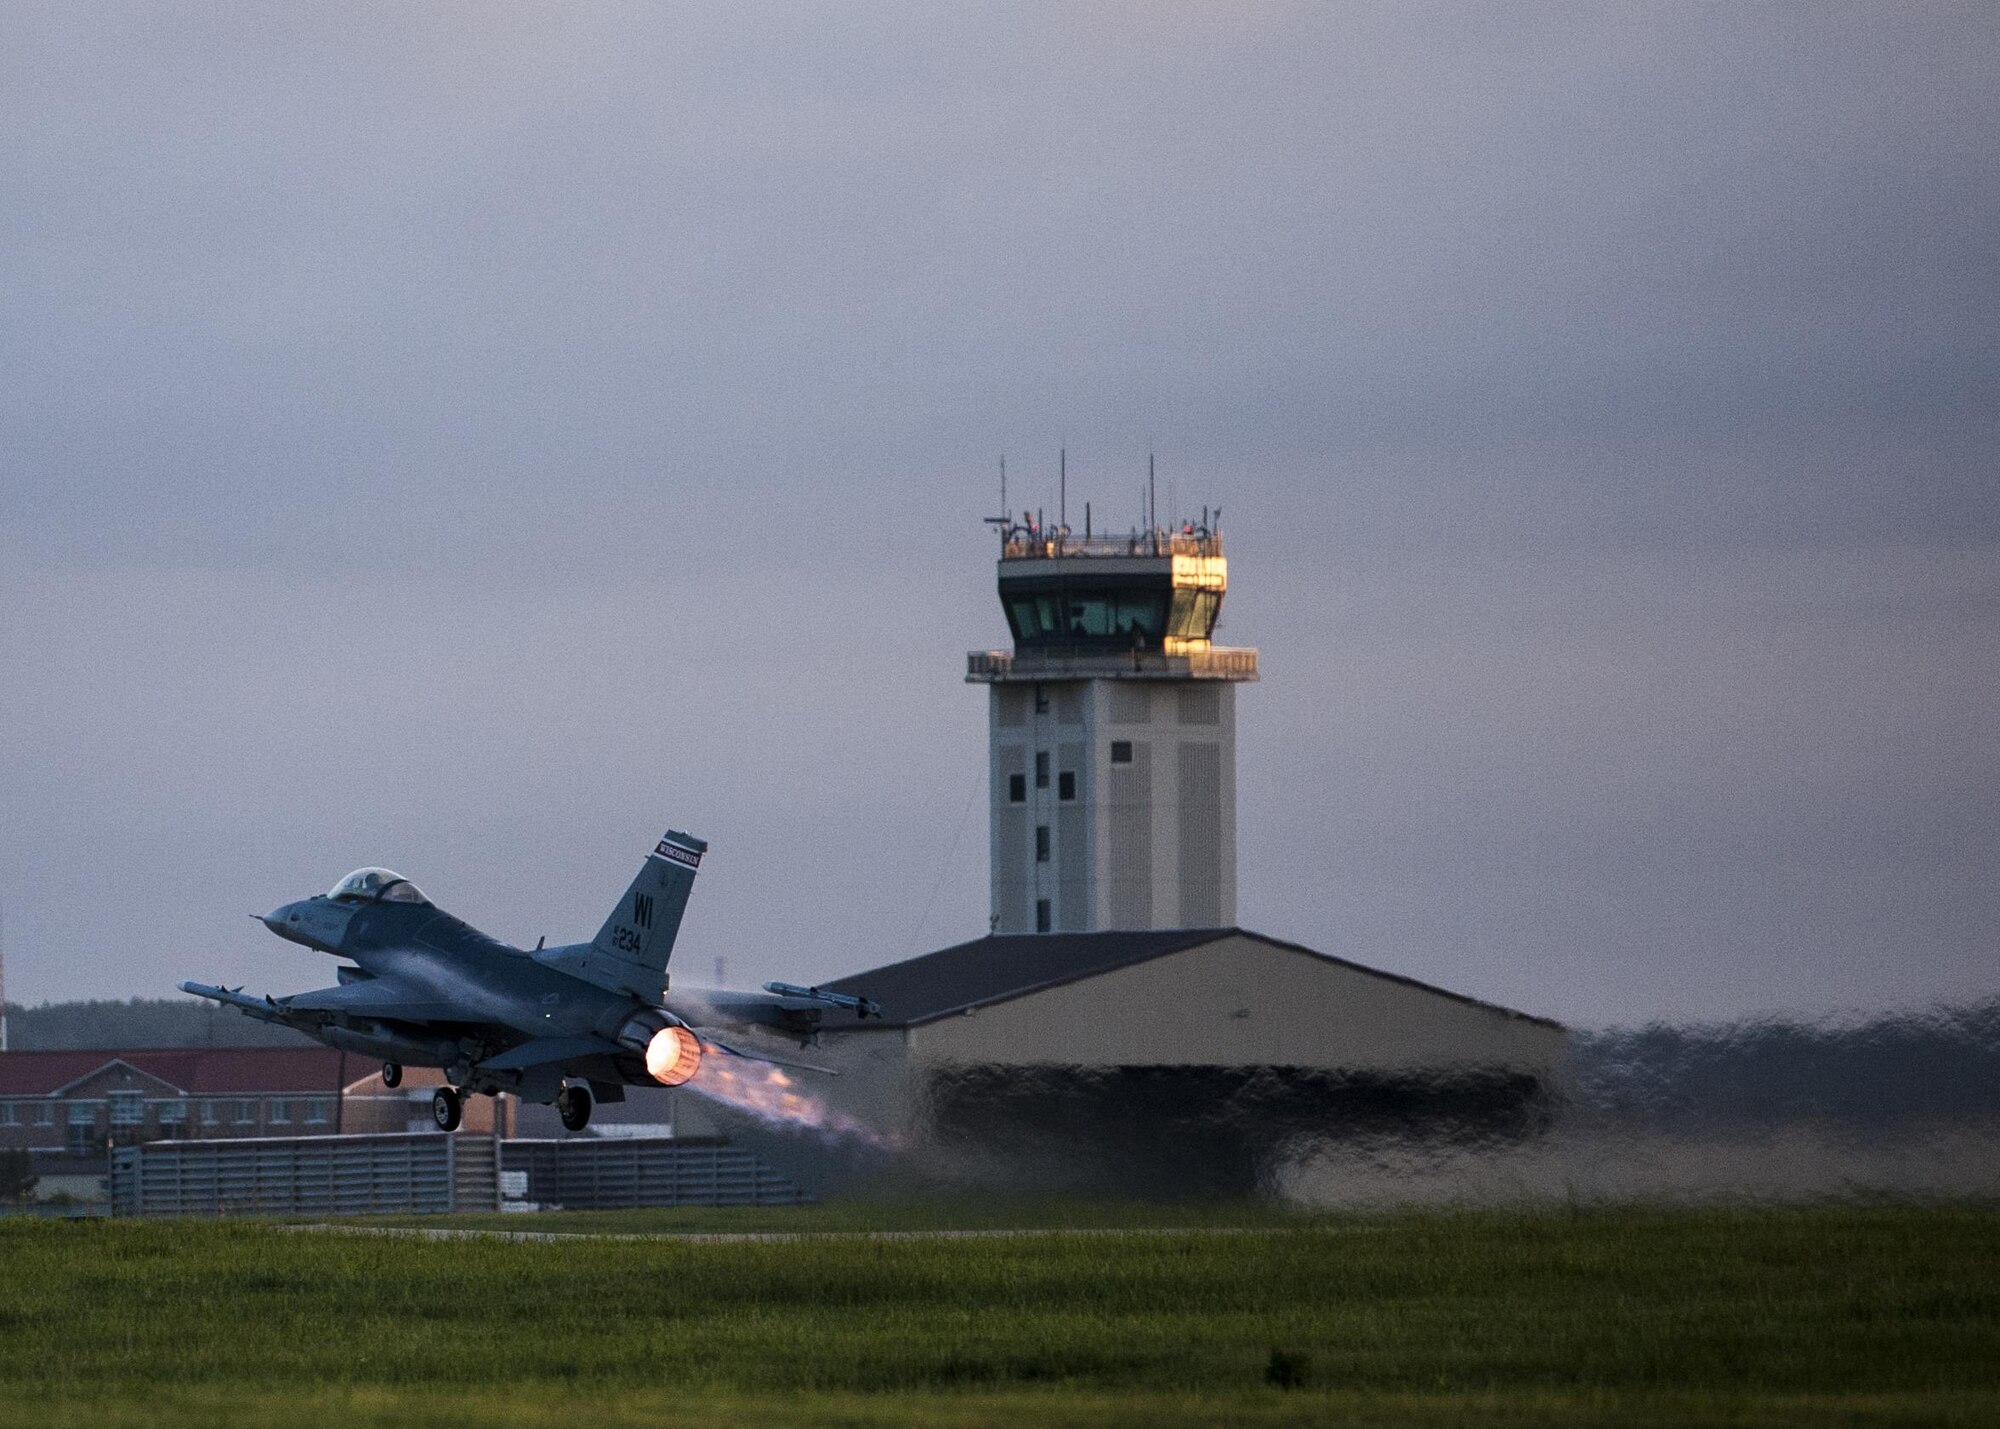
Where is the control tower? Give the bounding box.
[968,512,1258,933]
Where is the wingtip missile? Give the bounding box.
[180,980,287,1022]
[762,981,882,1019]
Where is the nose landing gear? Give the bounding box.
[556,1083,593,1132]
[431,1086,462,1132]
[382,1061,403,1089]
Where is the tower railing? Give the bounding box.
[967,646,1258,681]
[1000,529,1222,560]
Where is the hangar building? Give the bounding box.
[765,506,1566,1194]
[810,929,1562,1192]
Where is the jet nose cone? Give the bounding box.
[262,905,299,937]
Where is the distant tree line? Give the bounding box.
[1569,996,2000,1127]
[2,998,312,1051]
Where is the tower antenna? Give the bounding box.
[1148,453,1158,554]
[984,456,1012,543]
[1059,448,1067,534]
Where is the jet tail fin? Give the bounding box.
[576,830,706,999]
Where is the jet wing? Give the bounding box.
[669,988,833,1033]
[281,978,469,1025]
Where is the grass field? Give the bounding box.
[3,1203,1996,1426]
[334,1196,1329,1235]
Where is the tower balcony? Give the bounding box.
[967,645,1258,683]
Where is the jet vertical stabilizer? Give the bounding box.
[535,830,706,1000]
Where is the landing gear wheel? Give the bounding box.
[432,1086,462,1132]
[382,1061,403,1089]
[557,1084,593,1133]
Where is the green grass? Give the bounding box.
[3,1204,1996,1426]
[328,1195,1329,1235]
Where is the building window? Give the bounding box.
[1035,899,1052,933]
[67,1101,98,1154]
[33,1103,52,1127]
[1058,771,1076,801]
[1008,773,1026,803]
[305,1098,332,1125]
[269,1099,292,1125]
[110,1091,145,1126]
[1110,740,1133,764]
[201,1100,220,1125]
[1034,685,1049,715]
[1034,752,1049,788]
[0,1102,15,1126]
[67,1114,98,1154]
[234,1100,257,1125]
[1035,825,1050,862]
[158,1100,187,1125]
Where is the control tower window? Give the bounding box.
[1110,741,1134,765]
[1035,825,1051,862]
[1007,597,1063,640]
[1035,752,1049,788]
[1168,590,1221,640]
[1005,591,1168,647]
[1059,771,1076,801]
[1008,773,1026,803]
[1035,899,1052,933]
[1066,595,1166,639]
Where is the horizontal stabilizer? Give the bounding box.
[689,1027,838,1076]
[683,988,826,1030]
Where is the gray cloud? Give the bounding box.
[2,4,1995,1023]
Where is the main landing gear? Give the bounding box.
[432,1086,462,1132]
[557,1083,593,1132]
[382,1061,402,1089]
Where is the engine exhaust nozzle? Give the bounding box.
[644,1025,703,1086]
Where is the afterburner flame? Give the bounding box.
[689,1041,900,1149]
[644,1025,703,1086]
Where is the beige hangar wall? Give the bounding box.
[900,934,1564,1077]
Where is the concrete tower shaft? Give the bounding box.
[968,522,1257,933]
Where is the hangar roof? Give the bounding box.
[819,927,1563,1031]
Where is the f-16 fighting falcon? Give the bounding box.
[182,830,878,1132]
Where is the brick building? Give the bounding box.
[0,1047,509,1163]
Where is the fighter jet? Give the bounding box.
[181,830,877,1132]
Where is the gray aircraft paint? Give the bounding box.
[182,832,850,1122]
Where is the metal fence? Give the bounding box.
[505,1136,807,1209]
[111,1132,497,1218]
[110,1131,806,1216]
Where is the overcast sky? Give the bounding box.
[2,4,1995,1026]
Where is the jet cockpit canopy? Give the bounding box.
[328,867,430,905]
